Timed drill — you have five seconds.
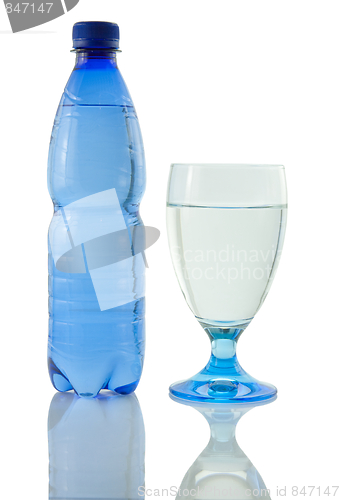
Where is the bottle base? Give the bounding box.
[48,358,140,398]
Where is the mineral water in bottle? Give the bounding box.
[47,22,146,397]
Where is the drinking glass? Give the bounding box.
[167,164,287,403]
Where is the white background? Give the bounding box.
[1,1,340,498]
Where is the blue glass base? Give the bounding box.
[170,376,276,404]
[169,338,277,404]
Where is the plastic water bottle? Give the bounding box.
[48,22,146,398]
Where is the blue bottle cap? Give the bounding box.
[72,21,120,49]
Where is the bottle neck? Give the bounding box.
[74,49,118,69]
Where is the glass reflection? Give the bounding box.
[172,397,274,500]
[48,391,145,499]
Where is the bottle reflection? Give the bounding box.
[48,391,145,499]
[173,398,273,500]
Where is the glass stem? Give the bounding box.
[198,321,250,376]
[206,338,243,374]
